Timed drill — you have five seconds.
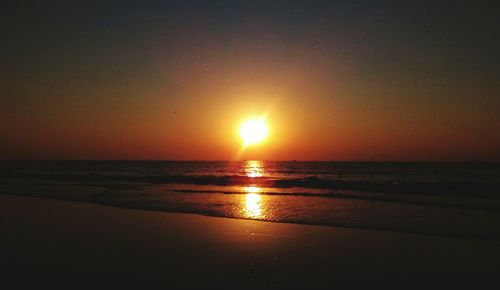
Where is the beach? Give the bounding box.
[3,0,499,288]
[2,194,499,289]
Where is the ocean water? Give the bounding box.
[1,160,500,240]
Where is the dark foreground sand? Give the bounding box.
[1,195,499,289]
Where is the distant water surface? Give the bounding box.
[1,161,500,240]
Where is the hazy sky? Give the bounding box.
[1,1,499,160]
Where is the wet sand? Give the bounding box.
[1,194,499,289]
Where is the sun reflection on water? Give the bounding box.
[240,161,268,219]
[244,186,262,193]
[244,160,266,178]
[244,191,262,218]
[243,186,264,218]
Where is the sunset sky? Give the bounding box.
[1,1,499,161]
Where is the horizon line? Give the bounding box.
[2,159,499,163]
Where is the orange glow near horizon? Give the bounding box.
[2,4,500,162]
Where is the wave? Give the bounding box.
[166,189,500,212]
[3,171,500,198]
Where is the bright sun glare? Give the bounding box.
[240,118,268,146]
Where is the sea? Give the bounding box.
[1,160,500,240]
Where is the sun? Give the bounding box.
[240,118,268,146]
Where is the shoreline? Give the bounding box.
[2,191,500,241]
[2,194,500,288]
